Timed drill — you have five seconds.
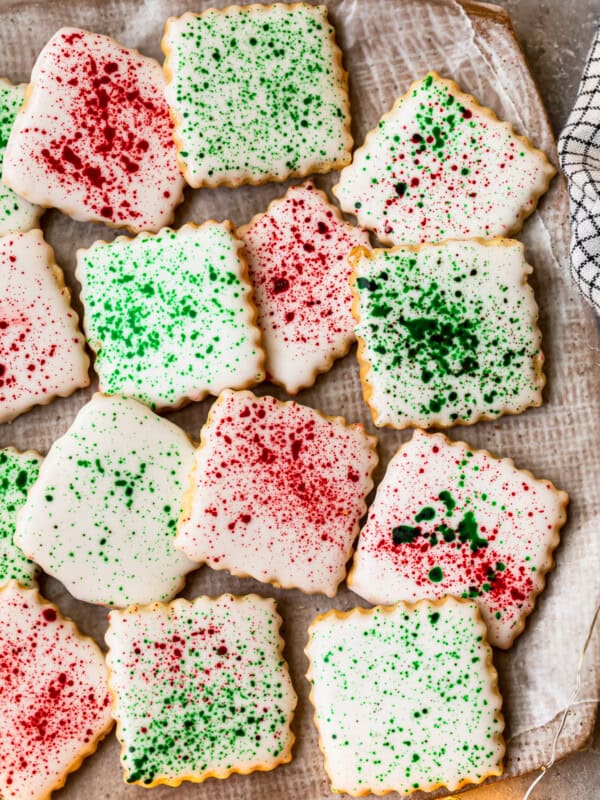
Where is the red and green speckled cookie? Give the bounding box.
[306,597,505,796]
[3,28,184,233]
[162,4,352,187]
[334,71,555,245]
[77,222,264,411]
[106,593,296,787]
[176,389,378,596]
[238,182,369,394]
[351,238,544,429]
[0,582,113,800]
[348,429,568,649]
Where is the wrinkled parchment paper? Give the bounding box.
[1,0,599,797]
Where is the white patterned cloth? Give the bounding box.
[558,29,600,312]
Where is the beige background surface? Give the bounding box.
[1,0,600,798]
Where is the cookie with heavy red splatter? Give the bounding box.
[238,182,369,394]
[176,389,378,596]
[348,429,568,648]
[3,28,184,233]
[0,229,89,423]
[334,72,555,245]
[0,581,113,800]
[350,238,544,430]
[106,593,296,787]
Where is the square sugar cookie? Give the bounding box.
[0,582,113,800]
[176,389,378,596]
[162,4,352,188]
[0,447,41,588]
[16,394,196,608]
[306,598,505,796]
[3,28,184,233]
[0,229,89,423]
[77,222,264,411]
[238,182,369,394]
[0,79,42,235]
[348,430,568,649]
[333,72,555,245]
[106,594,296,787]
[351,238,544,429]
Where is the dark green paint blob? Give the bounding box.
[428,566,443,582]
[392,525,421,545]
[414,506,435,522]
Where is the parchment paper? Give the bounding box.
[1,0,599,797]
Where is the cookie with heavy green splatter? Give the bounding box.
[162,4,352,187]
[77,222,264,411]
[306,598,505,796]
[0,79,41,235]
[334,71,555,245]
[351,238,544,429]
[106,593,296,787]
[0,448,41,587]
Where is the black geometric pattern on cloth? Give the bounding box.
[558,28,600,314]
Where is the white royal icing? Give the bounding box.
[162,5,351,187]
[176,389,377,596]
[239,182,369,394]
[0,582,113,800]
[334,72,555,245]
[349,430,567,649]
[77,222,264,410]
[3,28,184,232]
[352,238,543,429]
[106,594,296,786]
[0,79,42,235]
[306,598,504,796]
[16,394,197,607]
[0,229,89,423]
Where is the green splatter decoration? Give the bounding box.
[77,223,264,410]
[353,239,543,428]
[106,595,296,786]
[162,4,351,187]
[306,599,504,795]
[0,448,41,587]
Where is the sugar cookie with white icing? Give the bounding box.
[77,222,264,411]
[334,72,555,245]
[106,593,296,787]
[176,389,378,596]
[16,393,197,607]
[0,79,41,235]
[351,238,544,429]
[238,182,369,393]
[3,28,184,233]
[306,597,505,796]
[349,429,568,649]
[0,581,113,800]
[0,229,89,423]
[162,4,352,187]
[0,447,41,588]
